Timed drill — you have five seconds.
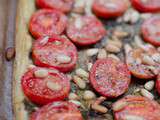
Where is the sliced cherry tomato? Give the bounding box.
[92,0,129,18]
[36,0,74,13]
[30,101,83,120]
[126,45,160,79]
[89,58,131,98]
[66,15,106,46]
[156,74,160,95]
[131,0,160,13]
[21,67,70,105]
[32,35,78,72]
[141,16,160,46]
[29,9,67,38]
[113,95,160,120]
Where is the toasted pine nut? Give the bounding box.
[69,100,83,107]
[107,40,122,48]
[144,81,155,91]
[94,96,106,105]
[124,115,144,120]
[147,66,158,75]
[87,62,93,71]
[97,49,107,59]
[83,90,96,100]
[142,55,155,66]
[34,69,48,78]
[73,0,85,14]
[92,104,108,113]
[28,64,36,69]
[73,75,86,89]
[68,93,79,100]
[76,68,89,78]
[46,81,62,91]
[140,89,154,100]
[86,48,99,56]
[108,54,120,61]
[124,44,132,55]
[113,101,128,112]
[113,30,129,38]
[56,54,71,64]
[105,44,121,53]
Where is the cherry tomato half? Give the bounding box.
[131,0,160,13]
[30,101,83,120]
[92,0,129,18]
[67,15,106,46]
[36,0,74,13]
[21,67,70,105]
[113,95,160,120]
[32,35,78,72]
[141,16,160,46]
[89,58,131,98]
[29,9,67,38]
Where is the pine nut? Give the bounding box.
[56,54,71,64]
[113,101,128,112]
[130,10,140,23]
[105,44,121,53]
[69,100,83,107]
[113,30,129,38]
[76,68,89,78]
[152,53,160,63]
[83,90,96,100]
[124,115,144,120]
[124,44,132,55]
[97,49,107,59]
[28,64,36,69]
[108,54,120,61]
[107,40,122,48]
[46,81,62,91]
[73,0,85,14]
[147,66,158,75]
[73,75,86,89]
[92,104,108,113]
[87,62,93,71]
[5,47,15,61]
[140,88,154,100]
[144,81,155,91]
[68,93,79,100]
[142,55,155,66]
[86,48,99,56]
[34,69,48,78]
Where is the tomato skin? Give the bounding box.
[141,16,160,46]
[30,101,83,120]
[131,0,160,13]
[113,95,160,120]
[67,16,106,46]
[21,67,70,105]
[89,58,131,98]
[36,0,74,13]
[32,35,78,72]
[92,0,129,19]
[29,9,68,38]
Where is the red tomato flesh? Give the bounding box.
[131,0,160,13]
[92,0,129,18]
[66,15,106,46]
[113,95,160,120]
[36,0,74,13]
[89,58,131,98]
[29,9,67,38]
[126,45,160,79]
[141,16,160,46]
[32,35,78,72]
[30,101,83,120]
[21,67,70,105]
